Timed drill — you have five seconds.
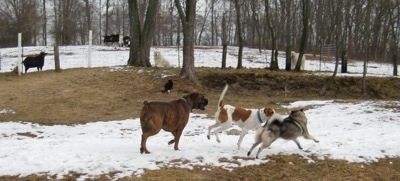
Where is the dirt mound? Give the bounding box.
[1,67,399,125]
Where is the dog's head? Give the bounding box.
[154,51,160,57]
[40,52,48,57]
[186,92,208,110]
[263,107,275,117]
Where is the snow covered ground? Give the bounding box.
[0,45,399,180]
[0,45,398,76]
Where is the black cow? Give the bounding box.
[103,34,119,44]
[23,52,48,73]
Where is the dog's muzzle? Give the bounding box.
[198,98,208,110]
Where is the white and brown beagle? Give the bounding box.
[207,84,275,149]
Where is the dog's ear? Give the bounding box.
[264,107,275,117]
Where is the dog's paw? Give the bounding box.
[207,135,210,140]
[168,139,175,145]
[247,152,251,156]
[314,139,320,143]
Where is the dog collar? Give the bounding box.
[179,97,193,112]
[257,109,264,123]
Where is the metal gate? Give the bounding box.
[320,44,336,71]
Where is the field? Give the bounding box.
[1,66,400,180]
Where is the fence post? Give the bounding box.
[88,30,92,68]
[18,33,22,75]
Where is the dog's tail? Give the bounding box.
[217,84,229,110]
[140,101,156,131]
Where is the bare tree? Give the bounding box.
[196,0,211,45]
[320,0,343,96]
[127,0,159,67]
[295,0,311,72]
[233,0,243,69]
[265,0,279,70]
[362,0,372,94]
[0,0,41,47]
[390,0,399,76]
[84,0,91,31]
[250,0,263,52]
[42,0,47,46]
[221,12,227,68]
[283,0,292,71]
[105,0,110,35]
[175,0,198,82]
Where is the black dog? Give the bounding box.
[162,80,173,94]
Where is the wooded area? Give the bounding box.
[0,0,399,63]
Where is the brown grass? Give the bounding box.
[1,67,400,180]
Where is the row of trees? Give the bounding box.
[0,0,399,78]
[1,0,399,59]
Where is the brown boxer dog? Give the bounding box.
[140,92,208,154]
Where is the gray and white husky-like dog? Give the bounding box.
[247,109,319,159]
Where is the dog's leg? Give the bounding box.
[140,133,152,154]
[140,118,162,154]
[247,139,262,156]
[141,129,161,154]
[254,131,279,159]
[303,132,319,143]
[170,130,183,151]
[207,122,220,140]
[237,128,249,149]
[293,138,303,150]
[212,123,231,143]
[255,138,275,159]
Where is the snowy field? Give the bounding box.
[0,45,398,76]
[0,45,399,180]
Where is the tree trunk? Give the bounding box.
[320,1,343,96]
[42,0,47,46]
[250,1,262,53]
[221,13,227,69]
[175,0,198,82]
[286,46,292,71]
[127,0,159,67]
[84,0,92,32]
[54,45,61,72]
[265,0,278,70]
[393,53,398,76]
[105,0,110,36]
[285,0,292,71]
[296,0,311,72]
[234,0,243,69]
[362,0,372,94]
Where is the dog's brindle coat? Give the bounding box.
[247,109,319,158]
[140,92,208,154]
